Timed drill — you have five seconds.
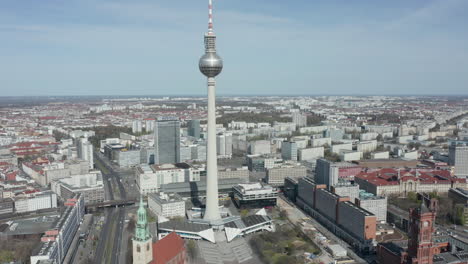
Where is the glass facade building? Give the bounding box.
[154,119,181,164]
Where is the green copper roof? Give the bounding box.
[135,195,151,241]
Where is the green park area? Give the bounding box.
[249,225,321,264]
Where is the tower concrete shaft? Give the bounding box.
[204,77,221,221]
[199,0,223,222]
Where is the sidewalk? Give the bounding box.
[64,214,93,264]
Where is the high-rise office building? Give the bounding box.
[132,120,143,133]
[199,0,223,222]
[315,159,339,187]
[217,133,232,158]
[145,119,155,132]
[281,141,297,161]
[77,138,93,169]
[449,141,468,177]
[187,119,201,139]
[154,119,180,164]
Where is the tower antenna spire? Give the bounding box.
[208,0,213,32]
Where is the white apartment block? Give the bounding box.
[217,133,233,158]
[310,137,331,148]
[136,163,200,195]
[15,191,58,213]
[340,150,362,162]
[360,132,378,141]
[249,140,271,155]
[331,143,353,154]
[148,192,185,218]
[298,147,324,161]
[356,140,378,153]
[371,151,389,159]
[299,126,327,134]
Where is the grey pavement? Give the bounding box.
[66,214,93,264]
[278,195,367,263]
[197,236,255,264]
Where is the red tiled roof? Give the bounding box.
[152,232,186,264]
[355,168,463,186]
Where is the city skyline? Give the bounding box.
[2,0,468,96]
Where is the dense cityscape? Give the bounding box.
[2,0,468,264]
[1,93,468,264]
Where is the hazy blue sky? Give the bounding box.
[1,0,468,96]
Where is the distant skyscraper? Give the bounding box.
[199,0,223,221]
[217,133,233,157]
[154,119,180,164]
[132,120,143,133]
[281,141,297,161]
[145,119,155,132]
[449,141,468,177]
[187,119,201,139]
[77,138,93,169]
[292,112,307,127]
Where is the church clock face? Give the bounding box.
[423,221,429,227]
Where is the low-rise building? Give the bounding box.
[22,159,89,186]
[218,166,249,182]
[0,198,14,215]
[353,159,419,168]
[51,172,104,205]
[449,187,468,205]
[246,154,282,172]
[266,164,306,186]
[15,191,58,213]
[232,183,278,209]
[340,150,362,162]
[136,163,201,195]
[371,151,389,159]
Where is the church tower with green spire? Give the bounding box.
[133,195,153,264]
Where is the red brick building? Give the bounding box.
[377,199,468,264]
[152,232,187,264]
[355,168,467,196]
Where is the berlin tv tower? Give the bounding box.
[199,0,223,221]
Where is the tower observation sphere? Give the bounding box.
[199,52,223,77]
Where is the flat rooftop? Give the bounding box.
[158,220,211,233]
[149,192,183,204]
[1,214,60,236]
